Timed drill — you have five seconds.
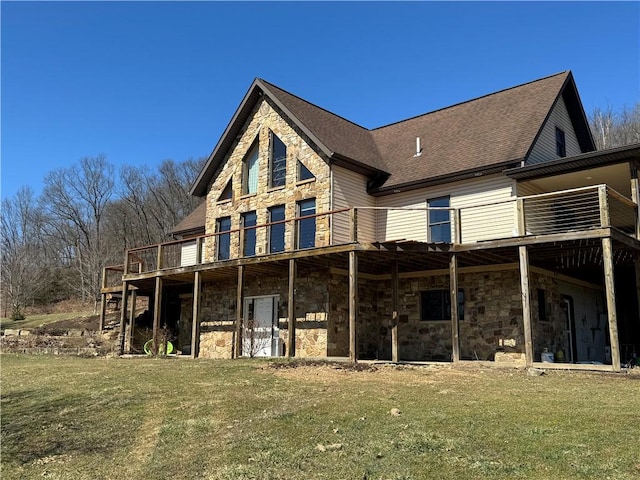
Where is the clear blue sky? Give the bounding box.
[2,1,639,200]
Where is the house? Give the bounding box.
[100,71,640,371]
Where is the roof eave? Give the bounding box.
[370,159,523,197]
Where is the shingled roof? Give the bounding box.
[171,200,206,237]
[191,71,593,198]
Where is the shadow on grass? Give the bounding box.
[1,386,140,466]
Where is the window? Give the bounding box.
[242,140,259,195]
[216,216,231,260]
[241,211,257,257]
[268,205,285,253]
[297,160,315,182]
[297,198,316,249]
[421,289,464,321]
[269,132,286,188]
[217,180,232,202]
[555,127,566,157]
[428,196,451,242]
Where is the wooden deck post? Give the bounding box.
[516,198,526,236]
[152,277,163,356]
[287,258,296,358]
[99,293,107,332]
[234,265,244,358]
[349,250,358,363]
[191,271,201,359]
[602,237,621,371]
[350,208,358,242]
[518,246,534,367]
[630,163,640,239]
[118,281,129,355]
[391,260,399,363]
[598,185,610,228]
[126,290,137,353]
[450,253,460,363]
[99,267,107,331]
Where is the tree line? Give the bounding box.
[1,103,639,319]
[1,155,204,319]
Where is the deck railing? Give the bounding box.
[120,184,637,275]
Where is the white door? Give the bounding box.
[242,296,280,357]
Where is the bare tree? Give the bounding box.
[40,155,115,309]
[589,103,640,150]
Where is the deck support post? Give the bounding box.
[126,290,136,353]
[602,237,621,371]
[518,246,534,367]
[630,162,640,239]
[391,260,399,363]
[349,250,358,363]
[191,271,201,359]
[450,253,460,363]
[152,277,163,356]
[99,293,107,332]
[234,265,244,359]
[287,258,296,358]
[118,281,130,355]
[635,255,640,340]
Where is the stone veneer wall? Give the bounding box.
[195,264,598,363]
[197,268,331,358]
[203,97,332,262]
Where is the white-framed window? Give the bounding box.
[428,196,451,242]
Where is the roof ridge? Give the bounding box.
[371,71,570,131]
[258,78,372,132]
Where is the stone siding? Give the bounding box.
[204,98,332,262]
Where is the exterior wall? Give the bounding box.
[375,175,517,243]
[194,264,605,364]
[332,166,377,244]
[203,98,331,261]
[197,269,331,359]
[534,276,606,363]
[527,95,582,165]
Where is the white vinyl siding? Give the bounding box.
[181,241,198,266]
[527,96,582,165]
[376,175,517,243]
[331,166,376,243]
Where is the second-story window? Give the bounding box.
[269,132,287,188]
[297,198,316,249]
[241,211,257,257]
[216,216,231,260]
[428,196,451,243]
[242,140,259,195]
[268,205,285,253]
[555,127,566,157]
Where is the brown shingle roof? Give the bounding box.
[370,71,576,191]
[191,71,593,199]
[260,80,387,173]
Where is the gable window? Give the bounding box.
[216,216,232,260]
[269,132,287,188]
[297,198,316,249]
[268,205,286,253]
[242,140,259,195]
[421,289,464,321]
[555,127,566,157]
[217,180,232,202]
[297,160,315,182]
[241,211,257,257]
[428,196,451,243]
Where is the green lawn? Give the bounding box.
[1,355,639,480]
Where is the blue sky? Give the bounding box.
[2,1,639,200]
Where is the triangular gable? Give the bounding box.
[191,78,387,197]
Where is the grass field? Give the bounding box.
[1,355,639,480]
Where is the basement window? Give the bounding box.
[421,289,464,321]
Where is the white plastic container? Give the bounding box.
[541,351,555,363]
